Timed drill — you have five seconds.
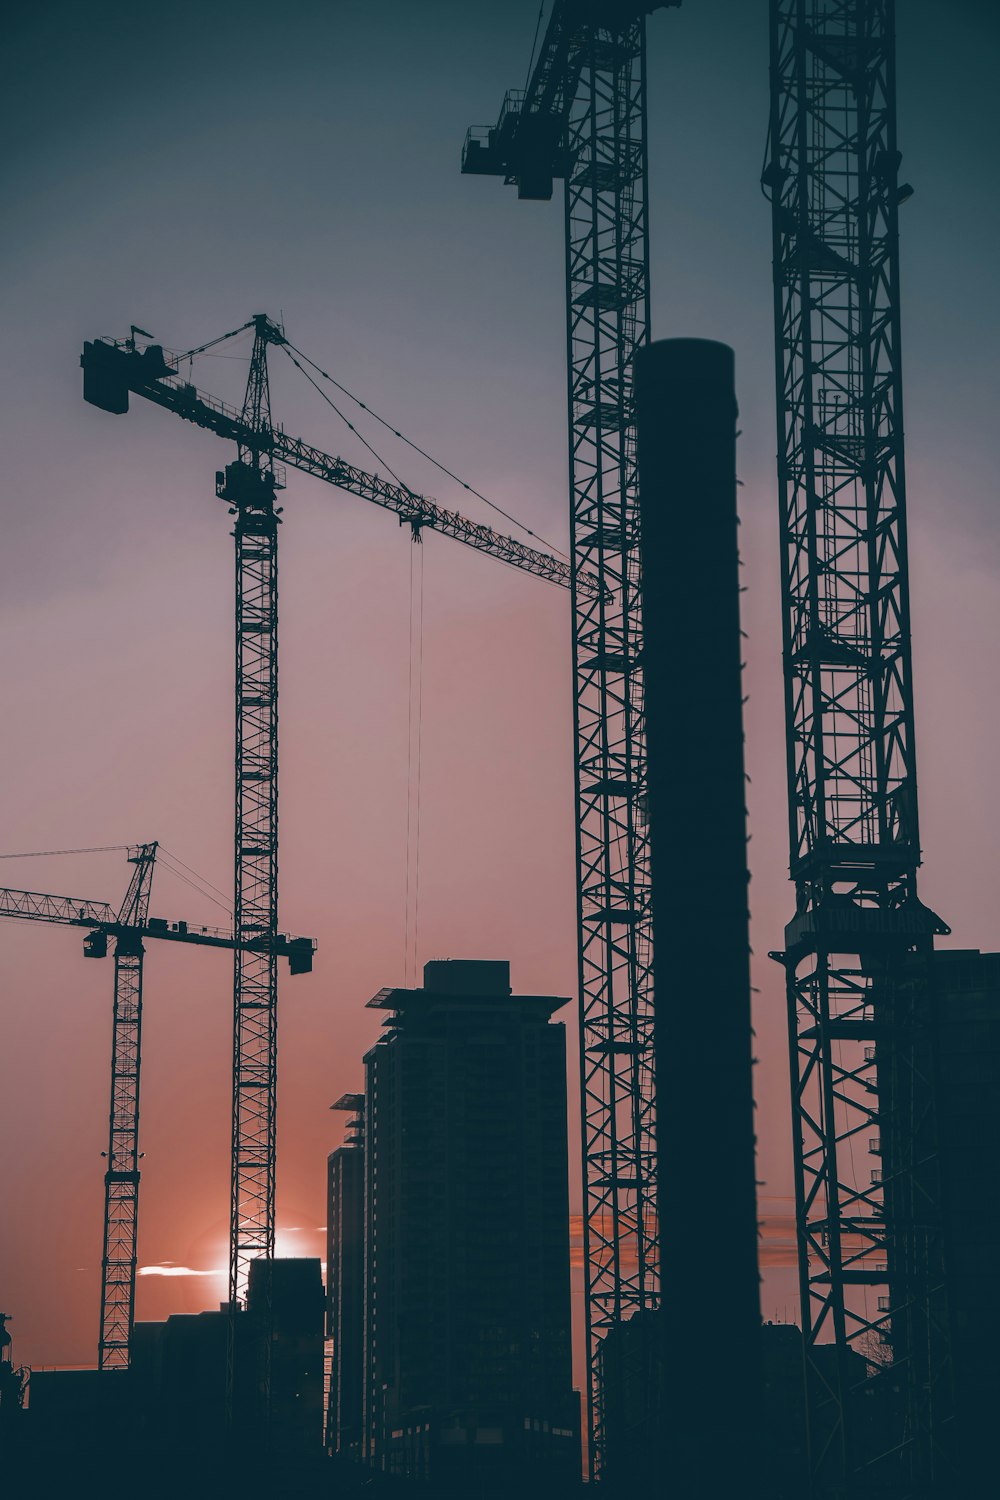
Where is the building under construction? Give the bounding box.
[3,4,996,1498]
[327,960,580,1491]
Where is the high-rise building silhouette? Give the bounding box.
[597,1309,661,1491]
[931,948,1000,1482]
[325,1093,365,1459]
[13,1259,324,1494]
[356,959,579,1488]
[248,1258,325,1453]
[130,1258,324,1454]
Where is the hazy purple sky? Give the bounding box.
[2,0,998,1381]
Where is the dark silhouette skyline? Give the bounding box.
[1,18,999,1496]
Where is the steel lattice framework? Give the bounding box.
[1,853,314,1372]
[0,890,115,926]
[219,316,284,1312]
[462,2,681,1468]
[764,2,954,1490]
[82,332,592,595]
[565,20,656,1471]
[98,842,156,1369]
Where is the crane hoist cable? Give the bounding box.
[171,319,258,362]
[523,2,547,94]
[279,338,569,561]
[156,850,233,918]
[0,843,234,919]
[280,343,416,499]
[157,844,232,907]
[404,538,425,989]
[0,844,129,859]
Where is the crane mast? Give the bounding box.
[217,316,284,1314]
[764,2,953,1490]
[99,841,157,1369]
[462,1,680,1469]
[564,17,656,1466]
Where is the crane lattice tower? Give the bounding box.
[462,1,682,1470]
[763,2,954,1491]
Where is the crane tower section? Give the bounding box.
[98,842,156,1370]
[764,2,953,1490]
[216,315,285,1310]
[463,1,681,1468]
[562,15,657,1457]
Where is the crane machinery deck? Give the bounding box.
[461,0,681,1470]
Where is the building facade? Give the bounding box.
[932,948,1000,1480]
[358,959,579,1488]
[325,1093,365,1459]
[246,1257,325,1454]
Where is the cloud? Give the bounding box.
[138,1264,223,1278]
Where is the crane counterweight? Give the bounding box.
[82,340,175,415]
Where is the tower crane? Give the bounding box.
[0,845,314,1370]
[99,840,153,1371]
[461,0,680,1468]
[763,1,953,1493]
[81,317,597,1348]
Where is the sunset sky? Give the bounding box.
[2,0,998,1390]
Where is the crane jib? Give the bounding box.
[81,337,599,599]
[0,884,316,968]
